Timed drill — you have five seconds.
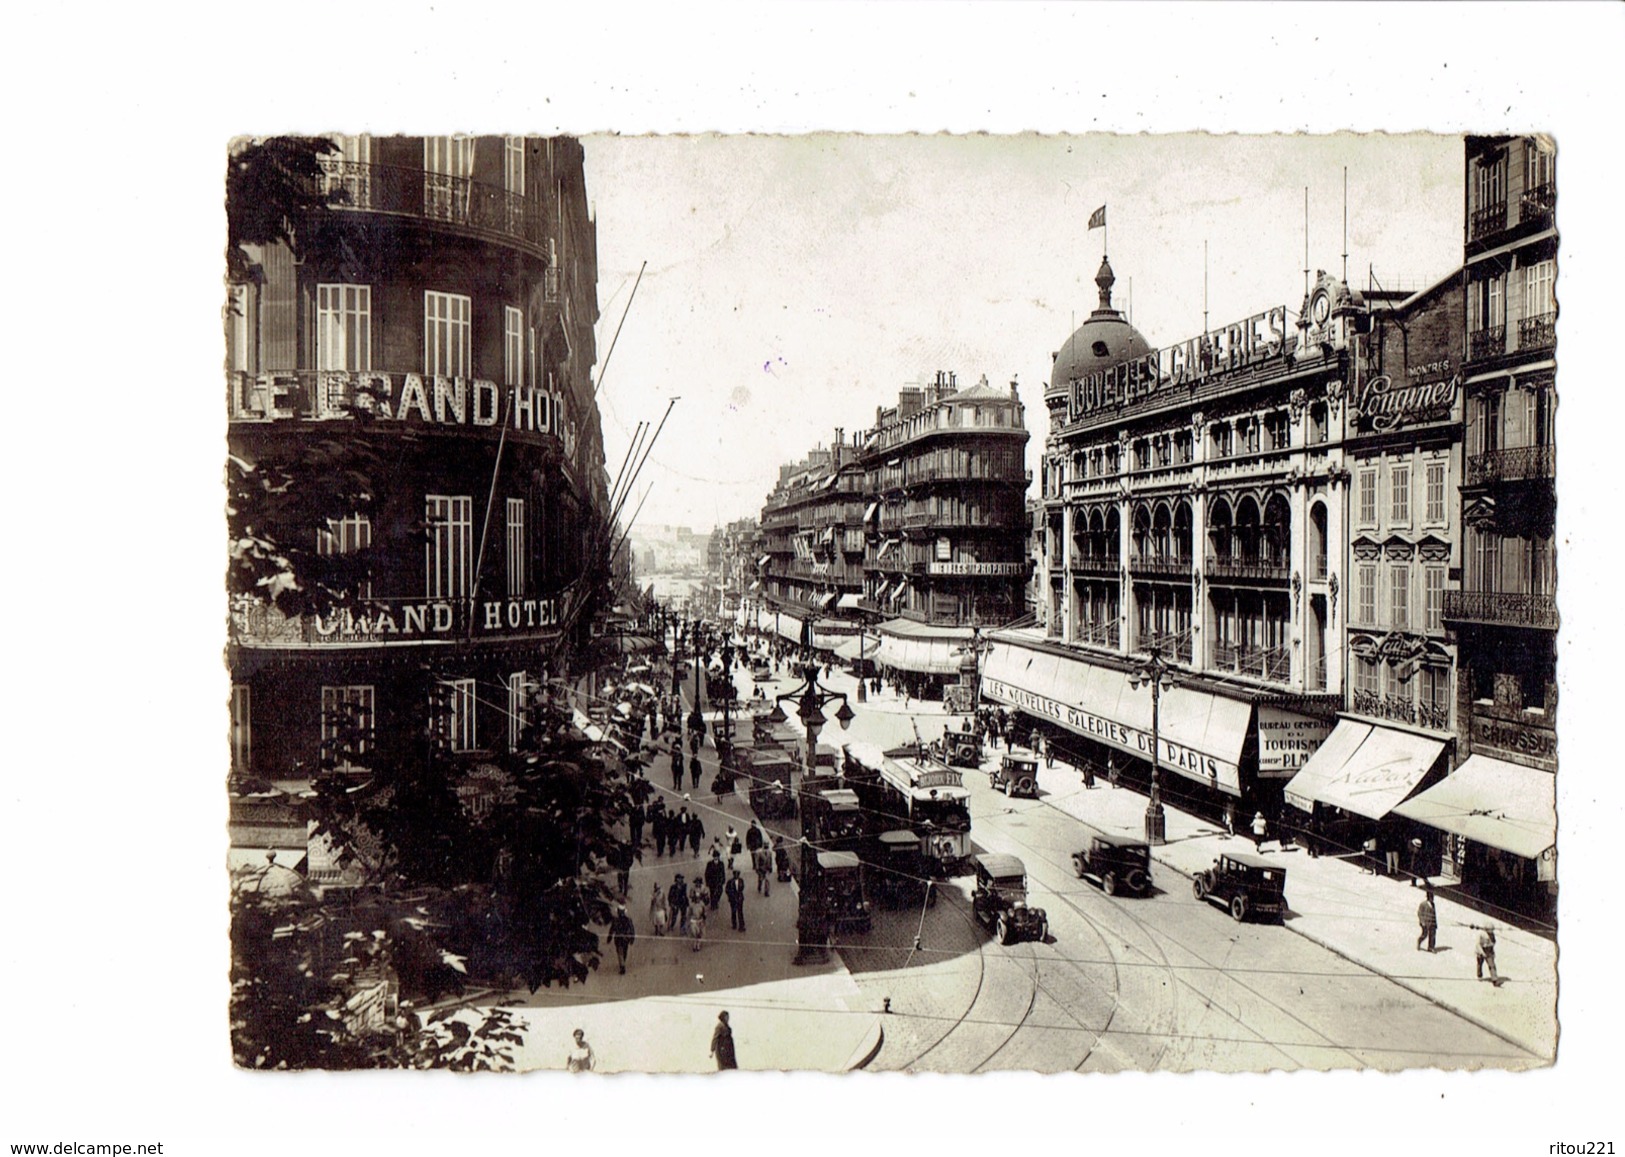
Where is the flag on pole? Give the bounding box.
[1087,205,1107,230]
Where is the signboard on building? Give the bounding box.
[1470,714,1558,772]
[231,595,565,648]
[926,561,1027,576]
[1255,707,1337,776]
[1350,365,1461,433]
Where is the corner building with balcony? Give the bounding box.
[757,436,868,651]
[226,135,606,789]
[990,257,1353,822]
[1398,134,1558,920]
[858,372,1031,694]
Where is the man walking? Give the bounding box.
[688,809,705,856]
[608,903,636,974]
[752,842,773,896]
[725,868,748,932]
[651,803,668,858]
[709,1011,737,1070]
[1476,926,1500,984]
[689,754,703,791]
[669,874,690,937]
[671,748,684,791]
[628,798,645,850]
[1416,888,1438,952]
[705,848,727,912]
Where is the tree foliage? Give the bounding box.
[226,136,339,284]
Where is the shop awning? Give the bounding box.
[837,593,863,611]
[833,635,873,661]
[757,555,771,568]
[1392,755,1556,860]
[749,580,761,592]
[864,502,880,523]
[817,592,838,610]
[571,709,606,742]
[979,634,1252,797]
[877,539,897,561]
[1282,719,1446,820]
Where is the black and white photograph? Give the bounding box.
[223,130,1556,1075]
[7,4,1620,1155]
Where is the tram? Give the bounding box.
[841,739,973,874]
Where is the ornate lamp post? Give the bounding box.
[1128,644,1178,845]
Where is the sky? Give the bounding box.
[583,133,1463,533]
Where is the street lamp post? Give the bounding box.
[1128,644,1177,846]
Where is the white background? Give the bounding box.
[2,3,1618,1154]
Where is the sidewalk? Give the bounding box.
[466,675,883,1074]
[1030,755,1558,1060]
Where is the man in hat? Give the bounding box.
[724,867,748,932]
[1475,926,1500,984]
[1416,887,1438,952]
[608,904,637,975]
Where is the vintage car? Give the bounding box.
[934,731,984,769]
[1192,851,1288,922]
[1071,833,1153,896]
[746,751,798,820]
[868,829,936,909]
[748,657,773,682]
[970,852,1048,945]
[988,750,1040,798]
[811,850,871,933]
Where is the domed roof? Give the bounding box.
[1050,257,1153,391]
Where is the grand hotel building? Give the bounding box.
[226,135,606,793]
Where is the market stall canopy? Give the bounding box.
[1391,755,1556,860]
[1282,720,1446,820]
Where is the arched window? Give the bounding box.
[1208,497,1234,562]
[1235,496,1262,564]
[1263,494,1291,568]
[1152,502,1173,562]
[1088,508,1107,562]
[1174,501,1194,565]
[1310,501,1328,579]
[1133,504,1153,561]
[1105,507,1121,562]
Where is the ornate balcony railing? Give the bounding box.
[1465,444,1556,486]
[1470,201,1508,241]
[1468,325,1506,362]
[1205,554,1290,583]
[1212,643,1290,682]
[1137,631,1191,663]
[1069,554,1120,578]
[1075,622,1121,649]
[1518,311,1556,352]
[316,160,548,258]
[1520,182,1555,223]
[1442,589,1558,629]
[1130,553,1193,578]
[1351,689,1451,732]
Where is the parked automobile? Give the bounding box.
[868,829,936,909]
[811,850,871,933]
[1192,851,1288,922]
[970,853,1048,945]
[932,731,983,769]
[1071,833,1153,896]
[988,750,1040,798]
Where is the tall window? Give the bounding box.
[321,134,372,204]
[426,495,473,599]
[424,136,474,219]
[1523,259,1556,324]
[439,678,477,752]
[504,306,525,386]
[1425,565,1446,632]
[1425,461,1447,524]
[231,684,251,774]
[424,291,472,378]
[1358,469,1378,526]
[316,284,372,372]
[318,514,373,599]
[228,283,257,375]
[1390,565,1411,629]
[1525,139,1555,195]
[1390,464,1411,524]
[504,137,526,195]
[506,497,525,597]
[1243,417,1260,454]
[1419,666,1451,721]
[1266,411,1290,451]
[1357,564,1377,625]
[1473,151,1505,212]
[321,685,375,767]
[507,671,528,749]
[1355,657,1380,697]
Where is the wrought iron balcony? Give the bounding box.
[1470,201,1508,241]
[1351,689,1451,733]
[316,160,548,258]
[1075,621,1121,649]
[1518,311,1556,352]
[1442,589,1558,629]
[1465,444,1556,486]
[1468,326,1506,362]
[1205,554,1290,583]
[1068,554,1120,578]
[1130,553,1193,578]
[1137,631,1191,663]
[1211,643,1290,682]
[1520,182,1555,223]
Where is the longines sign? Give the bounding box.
[980,676,1241,795]
[1351,367,1461,433]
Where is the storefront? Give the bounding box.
[1282,717,1450,862]
[979,634,1256,803]
[1392,754,1556,921]
[873,618,971,696]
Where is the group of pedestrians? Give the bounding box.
[566,1009,737,1073]
[648,796,706,858]
[1414,886,1502,985]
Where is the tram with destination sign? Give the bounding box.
[841,738,973,874]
